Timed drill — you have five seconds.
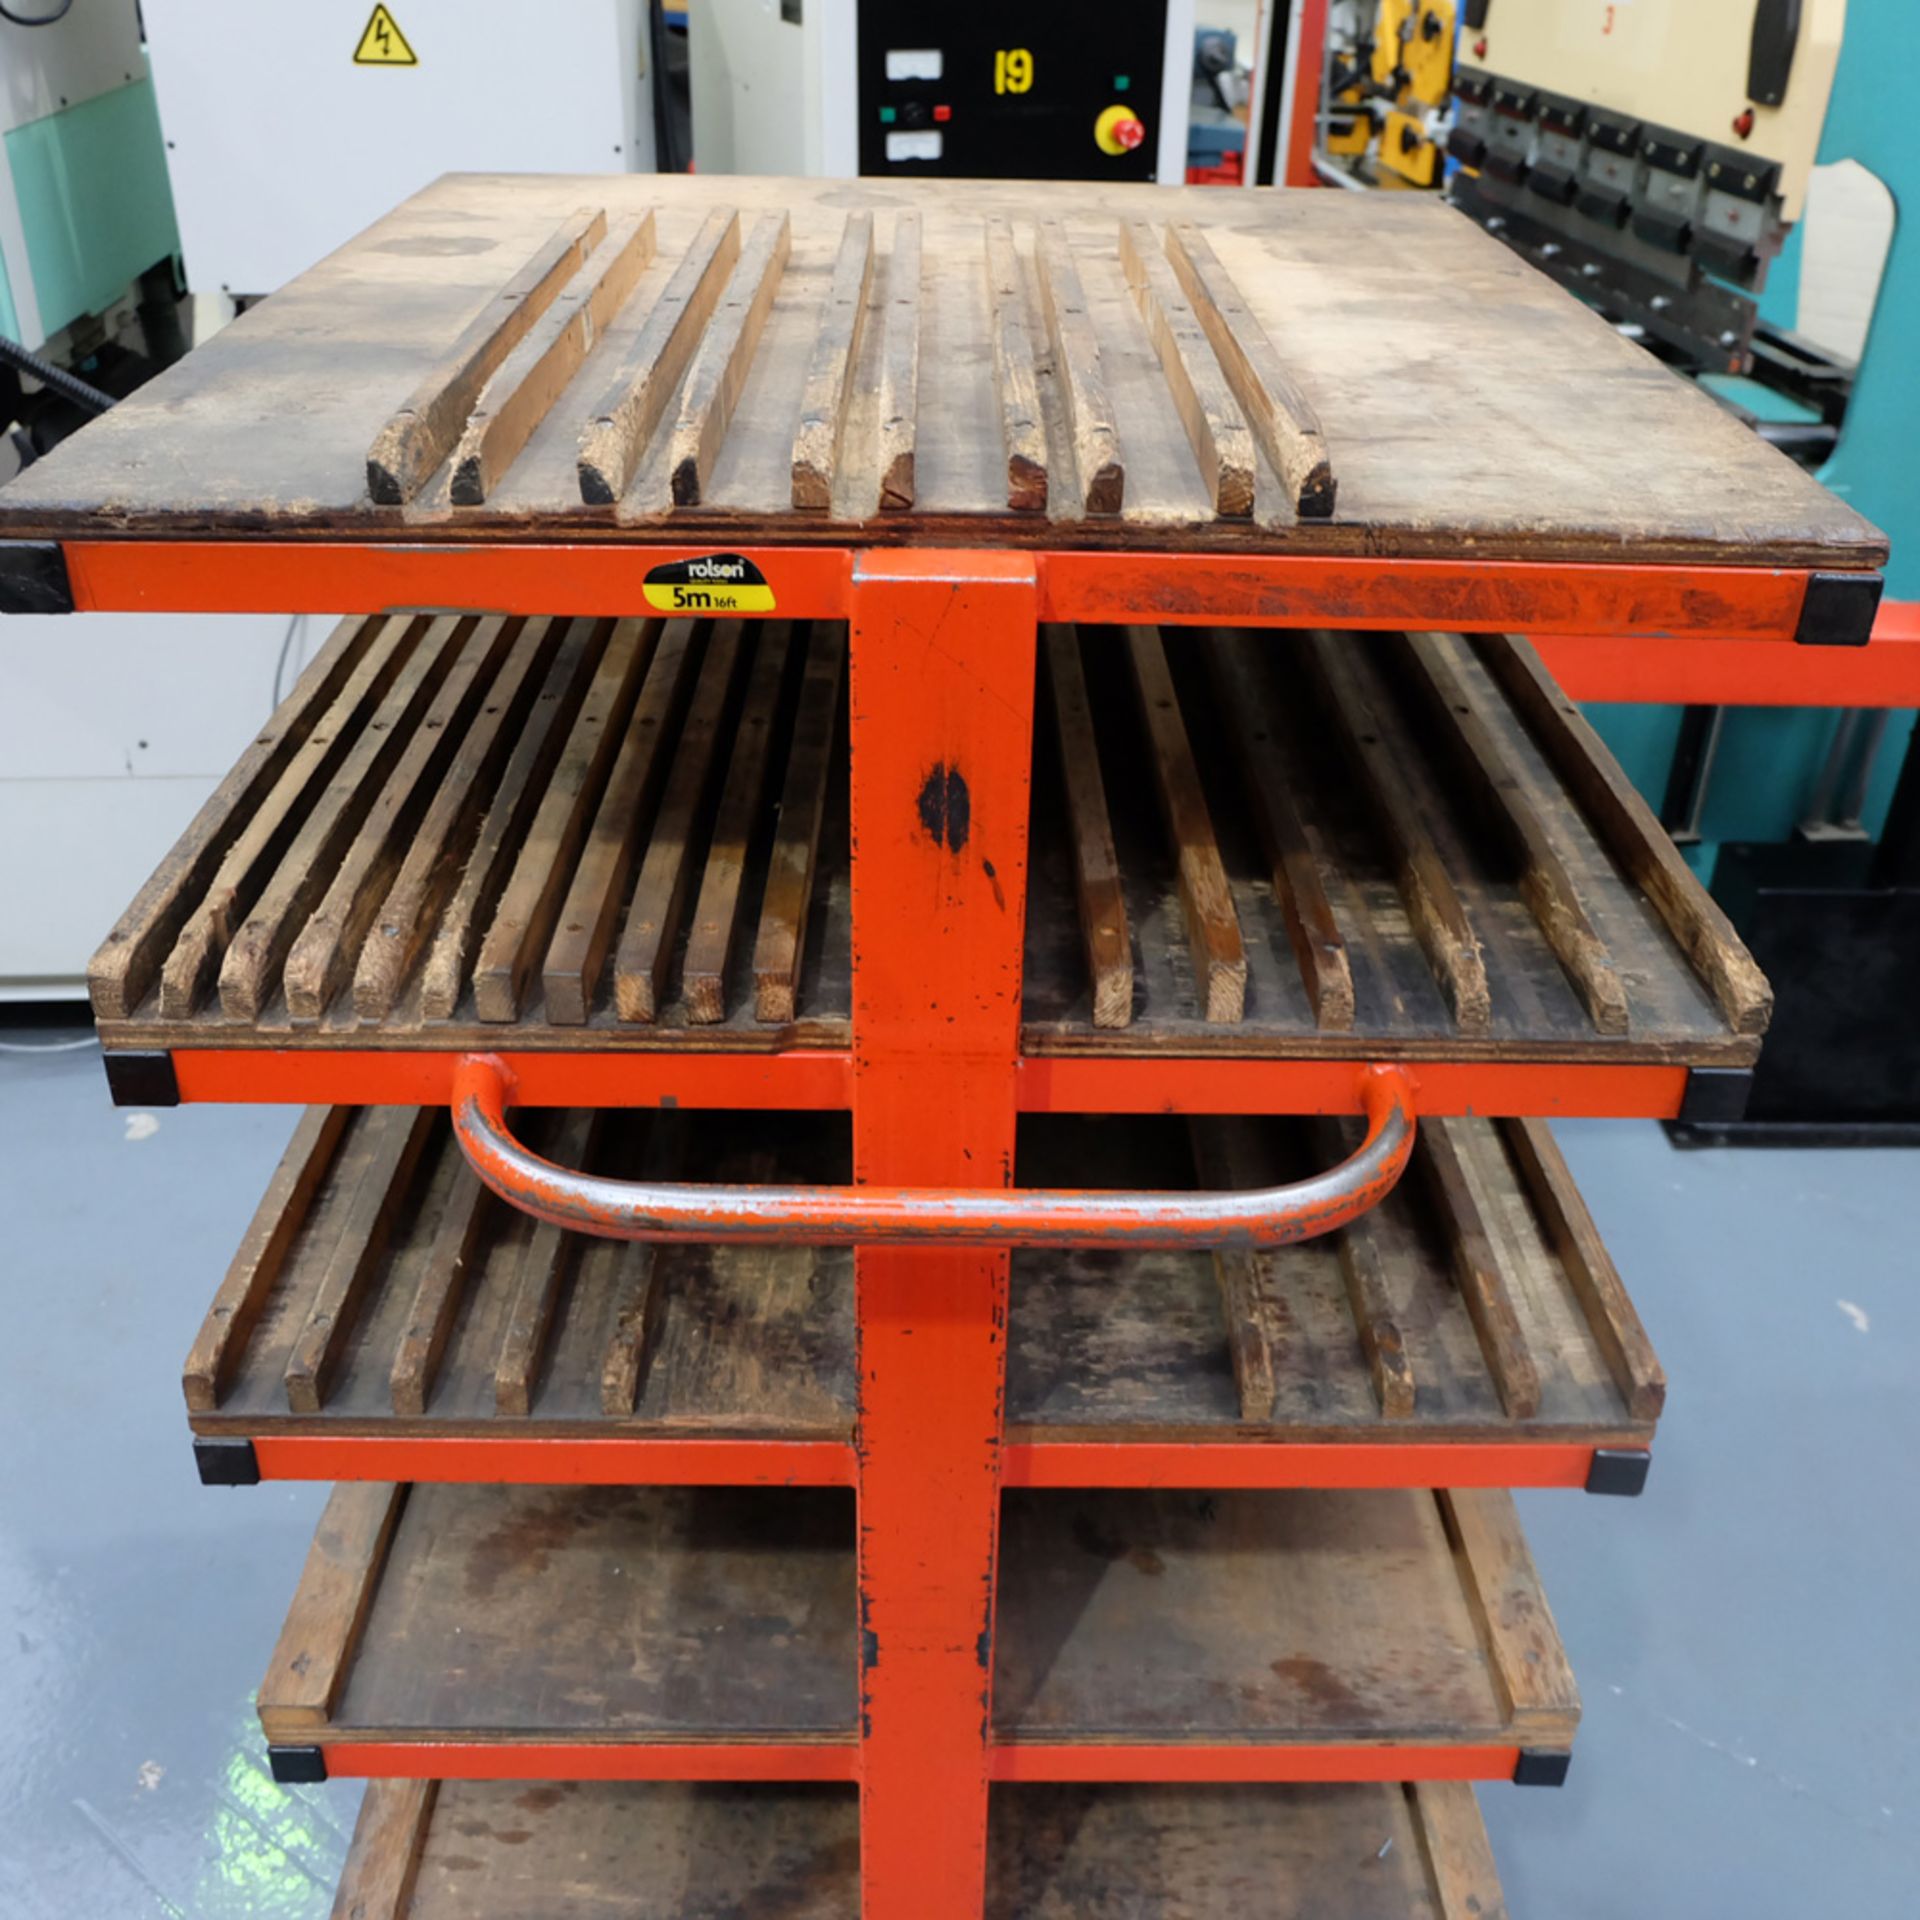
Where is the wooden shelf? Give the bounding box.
[329,1777,1506,1919]
[1023,626,1767,1065]
[258,1483,859,1770]
[0,173,1877,574]
[92,612,847,1051]
[187,1109,1658,1485]
[993,1488,1577,1774]
[100,617,1761,1080]
[258,1481,1571,1782]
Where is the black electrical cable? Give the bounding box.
[0,332,113,413]
[0,0,77,26]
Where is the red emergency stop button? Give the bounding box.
[1095,104,1147,155]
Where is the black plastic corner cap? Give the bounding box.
[1679,1066,1755,1128]
[1794,571,1883,647]
[1586,1448,1652,1497]
[0,540,73,614]
[102,1049,180,1109]
[1514,1749,1573,1787]
[268,1745,328,1785]
[193,1436,261,1487]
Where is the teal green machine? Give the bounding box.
[0,2,182,451]
[1583,0,1915,880]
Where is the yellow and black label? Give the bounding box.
[354,5,417,65]
[642,554,776,614]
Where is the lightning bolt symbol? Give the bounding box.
[375,16,391,51]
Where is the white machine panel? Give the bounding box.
[143,0,654,297]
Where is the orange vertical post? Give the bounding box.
[848,551,1038,1920]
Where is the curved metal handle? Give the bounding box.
[450,1055,1417,1251]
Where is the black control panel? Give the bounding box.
[855,2,1171,181]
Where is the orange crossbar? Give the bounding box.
[1015,1055,1694,1118]
[320,1742,860,1783]
[1539,600,1920,705]
[249,1434,857,1485]
[987,1744,1522,1784]
[1001,1440,1612,1490]
[168,1047,853,1108]
[1038,551,1820,640]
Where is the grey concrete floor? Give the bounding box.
[1,1020,1915,1915]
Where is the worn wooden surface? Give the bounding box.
[0,173,1880,566]
[987,1783,1505,1920]
[190,1109,1658,1450]
[994,1486,1574,1749]
[335,1777,1503,1919]
[1022,627,1767,1063]
[261,1482,859,1745]
[95,612,849,1050]
[337,1780,860,1920]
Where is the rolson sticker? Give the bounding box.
[642,554,776,614]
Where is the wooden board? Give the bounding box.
[994,1487,1576,1752]
[0,172,1880,569]
[263,1480,1567,1758]
[1022,626,1767,1064]
[259,1482,859,1748]
[330,1777,1505,1919]
[189,1110,1658,1454]
[92,611,850,1052]
[98,618,1758,1066]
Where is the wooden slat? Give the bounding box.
[389,1158,492,1418]
[1410,1782,1509,1920]
[538,620,696,1025]
[283,1108,438,1414]
[1187,1120,1281,1421]
[876,212,922,511]
[496,1111,605,1416]
[331,1778,437,1920]
[1033,220,1123,514]
[752,626,842,1024]
[577,208,743,505]
[1443,1488,1581,1747]
[1044,627,1132,1029]
[1476,633,1773,1036]
[181,1107,351,1413]
[91,616,376,1023]
[1164,221,1336,519]
[667,211,792,507]
[984,216,1048,512]
[154,616,417,1021]
[367,208,605,504]
[1202,631,1353,1030]
[1116,218,1255,518]
[419,617,609,1022]
[790,212,874,511]
[1124,626,1246,1023]
[1507,1119,1667,1421]
[219,616,473,1021]
[449,213,657,505]
[614,624,748,1020]
[258,1482,406,1734]
[470,617,655,1023]
[284,616,520,1021]
[1417,1123,1542,1420]
[600,1116,688,1416]
[1313,1118,1417,1418]
[1403,631,1630,1035]
[353,615,559,1022]
[1306,632,1492,1035]
[683,627,792,1023]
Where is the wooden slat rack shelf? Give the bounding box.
[332,1778,1505,1920]
[188,1108,1659,1492]
[8,169,1892,1920]
[259,1481,1572,1787]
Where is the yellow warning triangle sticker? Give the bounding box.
[353,5,417,65]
